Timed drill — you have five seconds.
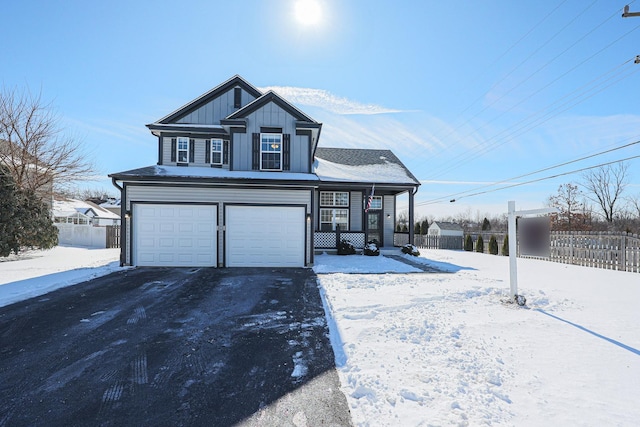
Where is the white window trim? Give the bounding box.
[260,133,283,171]
[320,208,349,231]
[320,191,349,207]
[177,136,189,163]
[368,196,382,210]
[319,191,350,231]
[211,138,223,165]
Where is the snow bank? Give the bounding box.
[0,246,121,308]
[316,250,640,426]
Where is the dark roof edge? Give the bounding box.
[226,91,318,123]
[155,75,263,124]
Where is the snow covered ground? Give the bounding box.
[0,246,121,308]
[314,250,640,426]
[2,247,638,425]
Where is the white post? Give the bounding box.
[508,201,518,299]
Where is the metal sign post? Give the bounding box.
[507,201,559,305]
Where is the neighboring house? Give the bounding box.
[53,198,121,248]
[99,198,122,217]
[53,198,121,226]
[428,221,464,237]
[109,75,420,268]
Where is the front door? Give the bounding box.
[367,212,383,246]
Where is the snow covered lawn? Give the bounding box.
[2,247,638,425]
[0,246,121,308]
[314,250,640,426]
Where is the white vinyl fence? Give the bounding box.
[548,231,640,273]
[55,224,108,248]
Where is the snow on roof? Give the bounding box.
[99,199,121,208]
[114,165,320,182]
[53,198,120,220]
[431,221,464,231]
[313,157,418,185]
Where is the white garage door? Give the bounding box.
[226,206,305,267]
[134,204,217,267]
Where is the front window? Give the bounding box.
[368,196,382,210]
[261,133,282,170]
[177,137,189,163]
[320,191,349,207]
[211,138,223,165]
[320,191,349,231]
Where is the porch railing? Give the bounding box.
[315,231,366,249]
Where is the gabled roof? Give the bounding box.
[154,75,263,125]
[52,198,120,220]
[431,221,464,231]
[313,148,420,186]
[225,90,318,124]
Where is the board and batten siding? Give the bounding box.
[383,194,395,246]
[125,185,312,266]
[175,87,257,125]
[233,103,311,173]
[350,191,363,231]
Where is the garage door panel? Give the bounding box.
[134,204,217,267]
[226,206,304,267]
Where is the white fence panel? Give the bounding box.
[55,224,107,248]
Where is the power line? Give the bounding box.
[419,154,640,206]
[425,2,570,159]
[424,50,640,180]
[417,138,640,206]
[424,4,640,180]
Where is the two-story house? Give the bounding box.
[109,75,420,267]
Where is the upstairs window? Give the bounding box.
[260,133,282,170]
[234,87,242,108]
[211,139,223,165]
[177,137,189,163]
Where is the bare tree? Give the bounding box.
[0,87,94,197]
[547,183,587,230]
[628,194,640,218]
[581,162,629,223]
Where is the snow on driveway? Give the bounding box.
[0,246,121,308]
[2,247,639,425]
[314,250,640,426]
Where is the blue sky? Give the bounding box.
[3,0,640,219]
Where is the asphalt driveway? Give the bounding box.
[0,267,351,426]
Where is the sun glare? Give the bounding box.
[294,0,323,26]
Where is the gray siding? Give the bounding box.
[161,137,213,166]
[125,185,312,266]
[384,195,395,246]
[176,87,257,125]
[350,191,363,231]
[233,103,311,173]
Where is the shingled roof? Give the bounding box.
[313,147,420,186]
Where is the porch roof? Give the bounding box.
[313,148,420,186]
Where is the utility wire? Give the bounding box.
[428,2,570,156]
[425,48,640,180]
[417,138,640,206]
[418,153,640,206]
[425,4,638,180]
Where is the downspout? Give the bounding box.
[111,177,125,266]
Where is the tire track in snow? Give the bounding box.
[126,306,147,325]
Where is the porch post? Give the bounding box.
[408,189,415,246]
